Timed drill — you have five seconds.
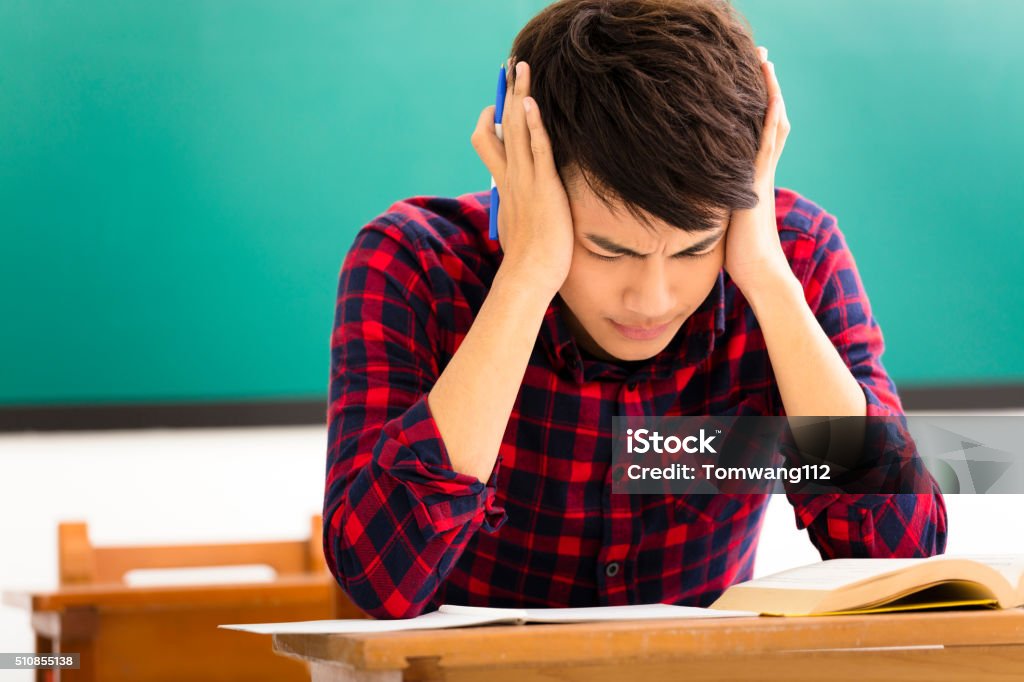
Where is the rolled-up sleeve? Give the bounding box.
[323,224,506,619]
[783,209,948,559]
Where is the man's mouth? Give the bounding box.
[609,319,672,341]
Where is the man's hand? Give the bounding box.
[471,61,575,300]
[723,48,869,422]
[723,47,794,295]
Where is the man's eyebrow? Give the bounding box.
[583,229,725,258]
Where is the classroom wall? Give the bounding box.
[2,0,1022,410]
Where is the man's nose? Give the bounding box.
[623,260,676,322]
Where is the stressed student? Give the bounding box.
[323,0,947,619]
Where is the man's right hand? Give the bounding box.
[471,61,575,300]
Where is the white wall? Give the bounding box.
[1,417,1021,681]
[0,426,327,682]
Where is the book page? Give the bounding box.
[440,603,756,622]
[219,610,505,635]
[740,559,927,591]
[927,554,1024,591]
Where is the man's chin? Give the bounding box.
[567,312,677,363]
[596,337,670,363]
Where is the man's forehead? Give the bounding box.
[568,184,727,244]
[565,171,727,233]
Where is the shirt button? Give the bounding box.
[605,562,621,578]
[567,358,579,370]
[626,382,638,391]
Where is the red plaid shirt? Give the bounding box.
[323,188,947,619]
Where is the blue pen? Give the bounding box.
[488,64,507,241]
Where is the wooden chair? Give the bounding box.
[3,515,365,682]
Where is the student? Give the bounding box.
[323,0,947,619]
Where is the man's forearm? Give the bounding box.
[428,267,552,482]
[745,272,867,418]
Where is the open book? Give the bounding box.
[220,602,757,635]
[710,554,1024,616]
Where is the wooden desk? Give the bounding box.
[4,514,367,680]
[270,609,1024,682]
[4,575,339,682]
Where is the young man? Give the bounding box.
[324,0,947,619]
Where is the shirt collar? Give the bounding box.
[541,269,727,384]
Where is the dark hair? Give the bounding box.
[510,0,767,232]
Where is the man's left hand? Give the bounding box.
[723,46,794,296]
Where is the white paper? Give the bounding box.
[220,602,757,635]
[441,602,757,621]
[219,610,503,634]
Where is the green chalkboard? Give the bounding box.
[1,0,1021,407]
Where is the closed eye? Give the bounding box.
[587,250,716,262]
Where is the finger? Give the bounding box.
[523,96,557,179]
[766,61,790,156]
[757,46,767,63]
[505,60,535,177]
[755,94,781,171]
[757,59,785,149]
[470,105,507,184]
[763,59,780,103]
[501,58,515,139]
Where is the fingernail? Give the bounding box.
[523,97,533,113]
[516,61,526,79]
